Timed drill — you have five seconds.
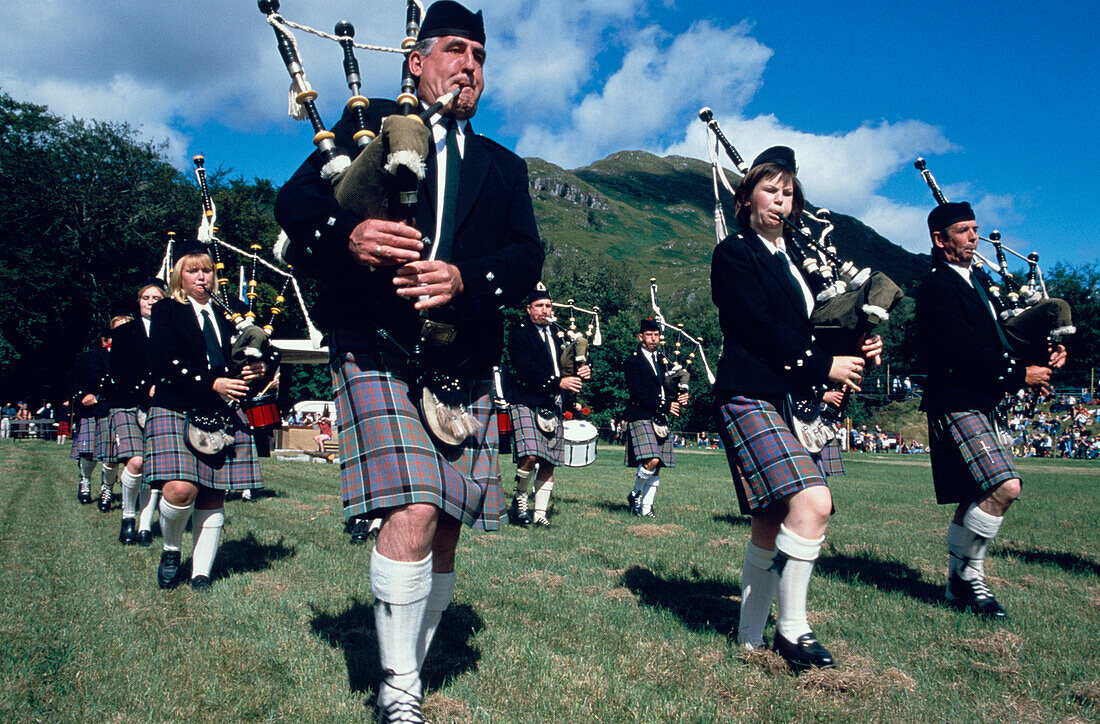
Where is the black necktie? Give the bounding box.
[201,310,225,370]
[435,118,461,263]
[971,275,1011,351]
[542,328,560,376]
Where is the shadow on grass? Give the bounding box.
[622,565,739,636]
[991,544,1100,577]
[310,600,483,694]
[712,513,752,527]
[213,532,296,579]
[816,551,943,604]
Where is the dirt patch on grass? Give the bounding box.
[707,537,739,548]
[798,654,917,698]
[515,571,567,589]
[424,693,471,722]
[631,523,683,538]
[958,630,1022,657]
[742,647,790,675]
[1070,680,1100,707]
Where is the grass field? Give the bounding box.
[1,441,1098,723]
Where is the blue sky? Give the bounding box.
[2,0,1096,267]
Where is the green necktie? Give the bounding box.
[435,118,461,262]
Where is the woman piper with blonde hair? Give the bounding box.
[143,241,270,590]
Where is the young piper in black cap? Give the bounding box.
[710,146,882,669]
[109,278,166,544]
[915,201,1065,619]
[622,318,688,518]
[274,1,542,719]
[506,283,591,527]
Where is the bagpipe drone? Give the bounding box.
[648,278,716,400]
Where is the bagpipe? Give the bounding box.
[699,110,903,449]
[549,299,602,376]
[257,0,477,447]
[914,157,1074,368]
[648,278,715,401]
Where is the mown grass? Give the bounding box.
[1,441,1097,722]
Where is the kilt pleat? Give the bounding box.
[94,415,115,461]
[623,419,675,468]
[717,397,828,515]
[70,416,96,459]
[927,410,1018,505]
[143,407,261,491]
[817,439,846,477]
[108,408,145,462]
[509,404,565,466]
[333,350,504,531]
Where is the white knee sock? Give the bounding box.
[120,469,142,518]
[514,466,535,495]
[738,542,779,648]
[632,465,653,495]
[190,507,225,579]
[948,504,1004,581]
[640,476,660,514]
[138,489,160,533]
[371,549,432,708]
[78,457,95,483]
[100,463,117,491]
[416,571,457,667]
[159,499,194,553]
[774,524,824,641]
[533,479,554,521]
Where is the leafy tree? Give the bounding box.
[0,93,193,404]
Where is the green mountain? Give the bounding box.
[526,150,931,298]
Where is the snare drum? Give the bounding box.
[562,419,598,467]
[242,394,281,431]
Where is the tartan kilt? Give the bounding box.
[70,416,96,459]
[509,404,565,466]
[818,438,846,477]
[927,410,1019,505]
[717,397,829,515]
[333,347,504,531]
[623,419,675,468]
[108,408,145,462]
[143,407,261,491]
[94,415,115,461]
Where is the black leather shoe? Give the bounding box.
[511,495,532,526]
[349,518,377,544]
[119,518,136,545]
[773,631,835,670]
[97,486,112,512]
[641,509,657,519]
[627,490,641,516]
[532,516,553,529]
[136,530,153,547]
[190,575,212,592]
[157,550,182,589]
[78,483,92,504]
[946,574,1007,619]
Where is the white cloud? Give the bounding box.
[513,19,771,168]
[663,112,956,251]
